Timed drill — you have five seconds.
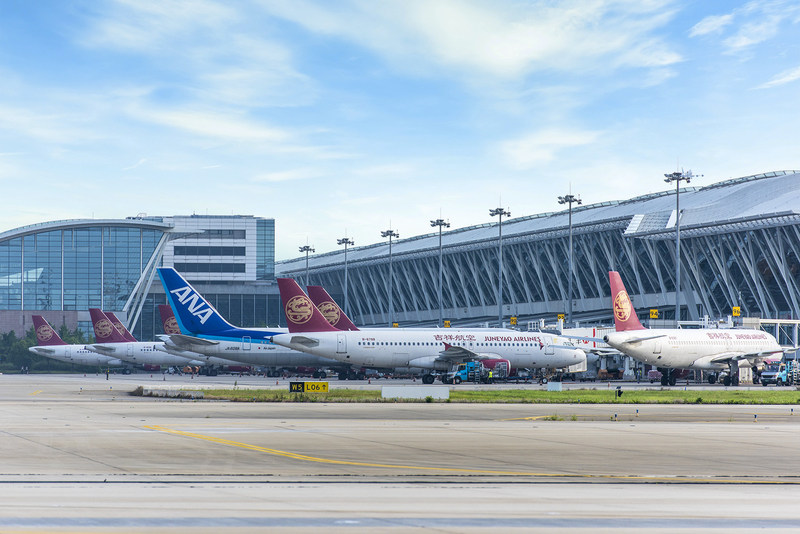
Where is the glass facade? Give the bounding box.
[0,226,162,311]
[256,218,275,280]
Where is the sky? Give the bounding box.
[0,0,799,260]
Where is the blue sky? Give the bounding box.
[1,0,798,260]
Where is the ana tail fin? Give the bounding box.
[306,285,360,331]
[157,267,235,334]
[609,271,646,331]
[105,312,137,342]
[277,278,338,333]
[31,315,67,346]
[158,305,182,335]
[89,308,129,343]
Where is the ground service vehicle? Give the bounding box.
[445,360,510,384]
[761,359,799,386]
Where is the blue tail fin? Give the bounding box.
[157,267,234,334]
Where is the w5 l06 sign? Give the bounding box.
[289,382,329,393]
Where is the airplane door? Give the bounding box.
[127,344,134,359]
[653,341,662,355]
[337,334,347,354]
[545,339,554,355]
[241,336,251,351]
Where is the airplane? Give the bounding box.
[270,278,587,384]
[85,308,205,369]
[602,271,783,386]
[28,315,123,367]
[156,267,345,377]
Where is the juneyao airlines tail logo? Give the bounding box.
[94,318,115,339]
[169,286,214,324]
[613,290,632,322]
[286,295,313,324]
[318,301,340,325]
[164,316,181,334]
[111,320,126,335]
[36,324,53,342]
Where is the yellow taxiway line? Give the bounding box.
[144,424,799,484]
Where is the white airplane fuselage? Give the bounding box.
[604,329,781,370]
[29,345,122,367]
[87,342,203,367]
[161,336,341,368]
[272,329,586,371]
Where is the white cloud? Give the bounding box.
[262,0,682,79]
[252,168,324,182]
[690,14,734,36]
[130,107,290,143]
[498,128,601,170]
[756,65,800,88]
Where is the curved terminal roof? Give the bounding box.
[277,170,800,273]
[0,218,174,242]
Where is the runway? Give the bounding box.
[1,374,799,532]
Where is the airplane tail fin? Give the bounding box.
[105,312,137,342]
[609,271,646,331]
[89,308,129,343]
[277,278,338,333]
[31,315,67,346]
[158,305,182,335]
[157,267,235,334]
[306,285,360,331]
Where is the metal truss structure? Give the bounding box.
[277,171,800,327]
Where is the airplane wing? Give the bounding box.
[285,335,320,348]
[618,334,668,344]
[561,334,606,343]
[86,344,117,355]
[436,343,501,363]
[29,347,55,355]
[164,333,220,348]
[709,348,784,364]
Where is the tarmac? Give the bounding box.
[1,373,799,532]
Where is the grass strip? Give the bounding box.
[197,388,800,404]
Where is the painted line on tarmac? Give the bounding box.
[28,390,42,396]
[144,425,799,484]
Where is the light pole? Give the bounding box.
[430,218,450,327]
[663,169,700,324]
[298,245,315,288]
[557,193,581,325]
[337,237,354,316]
[380,228,399,326]
[489,207,510,327]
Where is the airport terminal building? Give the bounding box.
[2,170,800,344]
[0,215,280,340]
[277,171,800,330]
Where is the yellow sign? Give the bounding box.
[510,316,517,326]
[557,314,565,321]
[392,322,399,328]
[732,306,741,317]
[444,320,451,328]
[289,382,329,393]
[650,309,659,319]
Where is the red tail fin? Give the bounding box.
[31,316,67,346]
[158,305,181,335]
[609,271,646,331]
[277,278,338,333]
[105,312,137,342]
[89,308,129,343]
[306,286,360,331]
